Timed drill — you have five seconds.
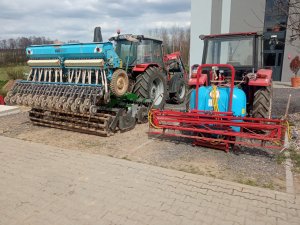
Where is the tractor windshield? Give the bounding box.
[204,37,254,67]
[115,39,163,67]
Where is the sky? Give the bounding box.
[0,0,191,42]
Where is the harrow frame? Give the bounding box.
[149,109,286,152]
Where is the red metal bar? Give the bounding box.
[149,109,286,151]
[202,32,258,39]
[155,110,281,122]
[149,131,283,151]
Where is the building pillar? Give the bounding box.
[190,0,213,67]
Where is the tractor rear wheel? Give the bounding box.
[133,67,167,109]
[252,85,272,118]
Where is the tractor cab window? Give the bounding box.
[115,38,163,67]
[115,40,138,66]
[205,37,254,67]
[136,40,163,66]
[137,40,152,63]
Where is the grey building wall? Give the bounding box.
[229,0,265,33]
[210,0,222,34]
[190,0,213,67]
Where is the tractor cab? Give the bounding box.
[189,32,273,119]
[110,34,188,104]
[110,34,164,70]
[193,32,263,83]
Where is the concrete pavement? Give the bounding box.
[0,105,20,117]
[0,136,299,225]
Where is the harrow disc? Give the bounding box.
[16,95,23,105]
[79,99,91,114]
[63,97,74,111]
[71,102,79,113]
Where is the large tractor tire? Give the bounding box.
[252,85,272,118]
[133,67,167,109]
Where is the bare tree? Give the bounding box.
[286,0,300,41]
[67,40,80,43]
[147,26,190,66]
[0,36,55,65]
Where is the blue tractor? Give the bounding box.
[5,27,187,135]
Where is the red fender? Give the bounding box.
[132,63,159,73]
[188,64,207,86]
[188,74,207,86]
[248,69,272,86]
[163,52,181,62]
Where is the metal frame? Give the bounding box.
[149,109,285,152]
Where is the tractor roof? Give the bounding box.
[109,34,163,43]
[199,32,262,40]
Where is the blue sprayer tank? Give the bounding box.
[189,86,247,132]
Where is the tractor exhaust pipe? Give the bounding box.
[93,27,103,42]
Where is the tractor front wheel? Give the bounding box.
[110,69,129,97]
[170,78,187,104]
[133,67,167,109]
[252,85,272,118]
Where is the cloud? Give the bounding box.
[0,0,191,42]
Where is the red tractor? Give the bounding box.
[164,51,188,103]
[149,32,286,152]
[189,32,272,118]
[110,34,188,108]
